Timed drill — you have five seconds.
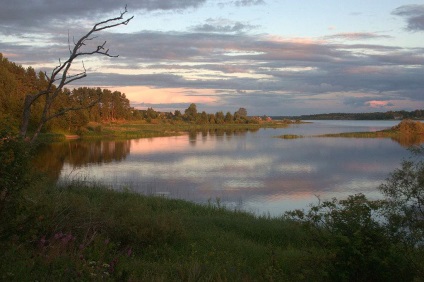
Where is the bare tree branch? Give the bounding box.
[19,7,133,142]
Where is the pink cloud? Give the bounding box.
[366,100,391,108]
[105,86,216,105]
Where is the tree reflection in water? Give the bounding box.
[31,124,422,215]
[33,128,258,181]
[33,140,131,182]
[391,134,424,147]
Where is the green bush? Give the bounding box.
[379,145,424,276]
[285,146,424,281]
[0,120,32,235]
[285,194,413,281]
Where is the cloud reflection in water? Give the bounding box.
[50,121,414,216]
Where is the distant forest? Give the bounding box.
[274,110,424,120]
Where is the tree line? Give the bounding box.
[1,53,262,137]
[141,103,259,125]
[277,110,424,120]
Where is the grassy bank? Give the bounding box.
[1,181,325,281]
[277,134,304,139]
[316,130,397,138]
[40,120,297,141]
[2,178,422,281]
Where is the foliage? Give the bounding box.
[235,107,247,118]
[184,103,198,122]
[0,55,137,135]
[0,120,32,232]
[285,194,412,281]
[391,119,424,135]
[285,145,424,281]
[379,146,424,275]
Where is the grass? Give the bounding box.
[315,130,424,147]
[277,134,304,139]
[43,120,295,141]
[314,120,424,147]
[0,180,328,281]
[316,130,397,138]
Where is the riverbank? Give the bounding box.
[317,119,424,147]
[38,119,299,142]
[0,181,317,281]
[275,119,424,146]
[1,178,421,281]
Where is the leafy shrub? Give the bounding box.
[379,146,424,277]
[0,120,32,234]
[285,194,413,281]
[285,146,424,281]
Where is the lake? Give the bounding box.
[35,120,418,216]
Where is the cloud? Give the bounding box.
[233,0,266,6]
[392,4,424,31]
[343,96,397,108]
[366,100,395,108]
[16,28,418,113]
[218,0,266,7]
[4,28,424,105]
[324,32,392,41]
[190,18,258,33]
[0,0,207,31]
[2,1,424,115]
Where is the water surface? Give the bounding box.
[36,120,416,216]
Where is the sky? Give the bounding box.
[0,0,423,116]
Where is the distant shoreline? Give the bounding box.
[272,109,423,121]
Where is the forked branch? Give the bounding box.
[20,6,133,142]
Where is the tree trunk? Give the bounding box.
[19,94,33,139]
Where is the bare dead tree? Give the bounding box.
[20,6,133,143]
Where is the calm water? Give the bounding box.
[35,120,418,216]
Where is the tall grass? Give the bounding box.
[0,179,327,281]
[1,173,422,280]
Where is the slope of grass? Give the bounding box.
[1,180,329,281]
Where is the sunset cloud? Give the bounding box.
[366,100,395,108]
